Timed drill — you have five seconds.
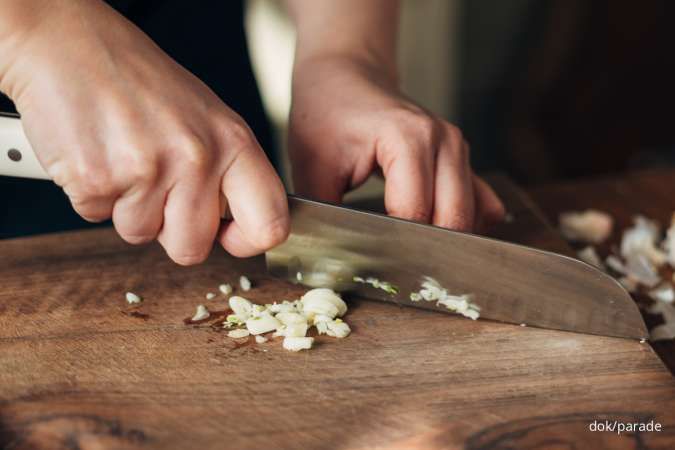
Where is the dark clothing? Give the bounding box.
[0,0,273,238]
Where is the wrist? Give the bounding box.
[292,52,399,93]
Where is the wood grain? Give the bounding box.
[1,176,674,450]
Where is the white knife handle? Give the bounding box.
[0,114,50,179]
[0,114,236,217]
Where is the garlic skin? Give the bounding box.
[283,337,314,351]
[255,335,268,344]
[191,304,210,321]
[205,292,216,300]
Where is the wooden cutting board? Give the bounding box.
[1,176,674,450]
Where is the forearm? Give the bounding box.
[283,0,400,84]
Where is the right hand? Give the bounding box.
[0,0,289,264]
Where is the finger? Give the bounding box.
[380,143,434,223]
[112,185,166,244]
[217,219,261,258]
[291,154,349,204]
[472,176,506,232]
[68,194,116,223]
[218,147,289,256]
[157,178,220,265]
[63,178,116,223]
[431,133,475,231]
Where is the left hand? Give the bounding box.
[288,57,505,232]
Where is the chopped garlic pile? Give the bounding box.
[609,215,675,288]
[559,210,613,244]
[561,211,675,342]
[410,277,480,320]
[222,288,350,352]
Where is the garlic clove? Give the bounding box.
[246,313,281,335]
[228,329,250,339]
[191,304,210,321]
[229,296,253,320]
[283,336,314,351]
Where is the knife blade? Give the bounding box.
[0,114,649,339]
[266,196,648,340]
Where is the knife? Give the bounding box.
[0,113,648,339]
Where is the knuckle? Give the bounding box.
[397,111,439,144]
[223,120,255,149]
[445,123,465,143]
[176,133,213,173]
[70,164,117,199]
[131,155,160,184]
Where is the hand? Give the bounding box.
[0,0,289,263]
[288,56,504,232]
